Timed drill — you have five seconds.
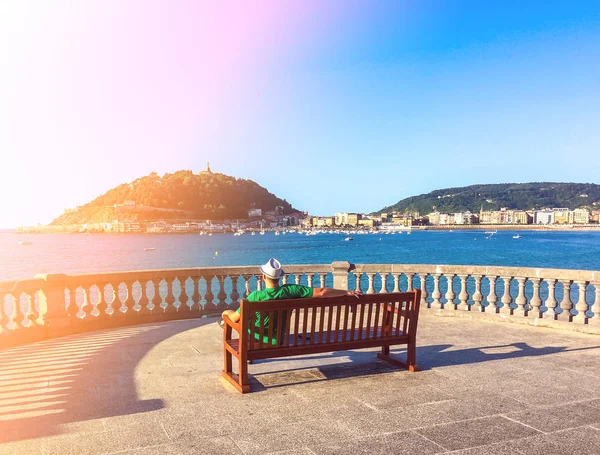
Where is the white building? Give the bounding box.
[534,210,554,225]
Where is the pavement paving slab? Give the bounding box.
[1,313,600,455]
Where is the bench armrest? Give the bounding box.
[222,313,241,335]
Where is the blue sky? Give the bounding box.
[1,0,599,227]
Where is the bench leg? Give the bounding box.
[222,345,251,393]
[238,356,250,393]
[377,340,421,372]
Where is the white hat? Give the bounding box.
[260,258,285,279]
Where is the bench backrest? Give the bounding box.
[239,290,421,352]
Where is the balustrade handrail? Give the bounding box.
[352,264,600,281]
[1,262,599,349]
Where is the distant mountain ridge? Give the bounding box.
[51,170,296,225]
[374,182,600,215]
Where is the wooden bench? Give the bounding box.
[221,290,421,393]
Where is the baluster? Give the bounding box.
[431,274,442,310]
[472,275,483,312]
[444,274,456,311]
[515,277,527,317]
[392,274,401,292]
[458,275,469,311]
[135,281,146,313]
[307,274,314,287]
[405,273,414,292]
[105,283,117,315]
[486,276,498,314]
[354,272,362,292]
[127,281,138,314]
[166,278,180,313]
[229,276,240,308]
[217,276,228,310]
[80,286,92,318]
[558,279,573,322]
[190,277,201,311]
[257,275,263,290]
[500,276,513,315]
[529,278,542,318]
[68,286,78,317]
[366,273,375,294]
[418,274,429,308]
[591,281,600,327]
[281,274,289,285]
[144,280,156,312]
[204,276,216,311]
[181,278,191,311]
[7,294,22,328]
[0,297,6,333]
[545,279,558,320]
[242,274,251,297]
[573,280,589,324]
[320,273,327,288]
[294,274,301,285]
[22,292,35,326]
[379,273,389,293]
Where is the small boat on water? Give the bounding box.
[275,231,280,236]
[513,235,522,239]
[18,240,33,245]
[144,247,155,251]
[344,237,354,241]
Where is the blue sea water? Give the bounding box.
[1,230,599,282]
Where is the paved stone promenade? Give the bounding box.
[2,313,600,454]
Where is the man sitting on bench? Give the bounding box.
[221,258,361,343]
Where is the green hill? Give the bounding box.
[51,170,296,225]
[374,183,600,215]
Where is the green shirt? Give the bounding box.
[236,284,314,345]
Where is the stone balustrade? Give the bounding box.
[2,262,599,348]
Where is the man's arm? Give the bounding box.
[312,288,361,298]
[222,309,241,323]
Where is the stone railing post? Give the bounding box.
[591,281,600,327]
[392,274,401,292]
[431,274,442,310]
[319,273,327,288]
[545,279,558,319]
[418,273,429,308]
[331,262,351,290]
[573,280,589,324]
[486,276,498,314]
[472,275,483,312]
[558,279,573,322]
[380,272,389,293]
[444,274,456,311]
[366,273,376,294]
[458,274,469,311]
[500,276,513,315]
[405,273,414,292]
[515,277,527,317]
[529,278,542,319]
[35,274,71,337]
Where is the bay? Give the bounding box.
[1,230,599,282]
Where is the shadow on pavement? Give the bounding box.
[249,342,600,390]
[0,319,210,443]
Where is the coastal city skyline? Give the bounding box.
[2,1,600,229]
